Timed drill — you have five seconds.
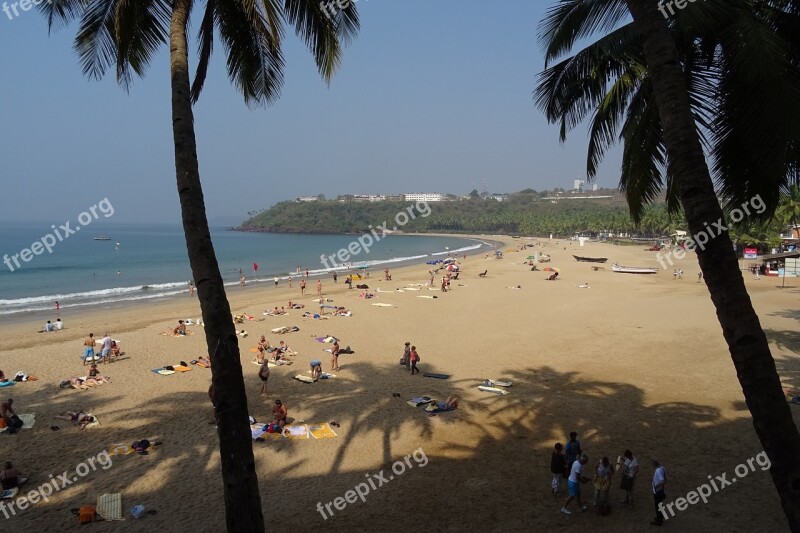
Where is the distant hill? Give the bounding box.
[238,189,673,237]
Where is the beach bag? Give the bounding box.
[78,505,96,524]
[399,357,406,365]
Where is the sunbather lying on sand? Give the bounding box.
[427,396,459,412]
[53,411,96,429]
[577,283,590,288]
[287,301,305,309]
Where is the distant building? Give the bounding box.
[592,183,598,192]
[404,193,443,202]
[386,194,404,201]
[489,195,505,202]
[352,194,387,202]
[573,179,584,192]
[297,196,318,202]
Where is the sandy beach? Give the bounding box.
[0,237,798,531]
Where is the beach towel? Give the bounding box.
[96,493,124,521]
[251,424,267,441]
[407,396,433,407]
[0,381,15,387]
[307,371,336,379]
[371,303,394,307]
[109,443,135,456]
[315,336,339,343]
[423,373,450,380]
[484,379,512,387]
[309,423,338,439]
[151,369,176,375]
[83,414,100,428]
[172,364,192,372]
[271,326,290,334]
[283,424,310,439]
[191,359,210,368]
[478,385,509,395]
[0,413,35,433]
[416,296,437,299]
[1,488,19,499]
[294,374,314,384]
[404,287,421,291]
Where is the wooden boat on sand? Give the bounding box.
[611,263,658,274]
[573,255,608,263]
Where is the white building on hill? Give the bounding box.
[404,193,443,202]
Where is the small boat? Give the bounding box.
[573,255,608,263]
[611,263,658,274]
[94,236,111,241]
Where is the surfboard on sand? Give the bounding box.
[294,374,314,383]
[478,385,509,395]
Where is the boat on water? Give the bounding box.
[94,236,111,241]
[573,255,608,263]
[611,263,658,274]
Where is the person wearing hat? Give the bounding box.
[402,342,411,371]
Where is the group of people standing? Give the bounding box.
[551,432,667,526]
[399,342,420,374]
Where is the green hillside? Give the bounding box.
[239,190,676,237]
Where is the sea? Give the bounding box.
[0,222,490,319]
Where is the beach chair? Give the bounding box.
[478,270,488,278]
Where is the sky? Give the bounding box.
[0,0,624,224]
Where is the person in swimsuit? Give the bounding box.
[259,359,270,395]
[310,360,322,381]
[82,333,95,366]
[53,411,95,429]
[256,336,270,363]
[100,333,113,364]
[0,462,27,491]
[331,341,340,372]
[300,279,306,295]
[272,400,287,428]
[173,320,187,336]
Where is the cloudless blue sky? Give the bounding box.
[0,0,623,223]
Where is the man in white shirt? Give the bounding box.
[561,454,590,515]
[54,319,64,330]
[651,459,667,526]
[100,333,113,364]
[620,449,639,506]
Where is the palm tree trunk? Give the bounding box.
[625,2,800,530]
[169,1,264,531]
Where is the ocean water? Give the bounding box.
[0,223,488,317]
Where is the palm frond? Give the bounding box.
[283,0,359,81]
[539,0,629,66]
[215,0,285,105]
[39,0,89,32]
[191,0,217,103]
[113,0,172,87]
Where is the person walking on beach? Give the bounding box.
[300,279,306,295]
[188,281,194,296]
[561,455,590,514]
[100,333,113,364]
[593,456,614,507]
[650,459,667,526]
[619,449,639,506]
[274,276,279,287]
[288,276,293,288]
[409,346,420,375]
[82,333,95,366]
[402,341,411,371]
[551,442,566,496]
[240,274,246,287]
[345,275,352,289]
[317,279,322,297]
[429,271,435,287]
[305,269,309,278]
[55,301,60,316]
[333,272,338,283]
[258,358,270,395]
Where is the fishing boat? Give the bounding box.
[94,235,111,241]
[611,263,658,274]
[573,255,608,263]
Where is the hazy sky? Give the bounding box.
[0,0,624,223]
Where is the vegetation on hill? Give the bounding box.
[240,190,678,237]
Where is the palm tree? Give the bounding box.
[42,1,358,530]
[538,1,800,528]
[776,184,800,229]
